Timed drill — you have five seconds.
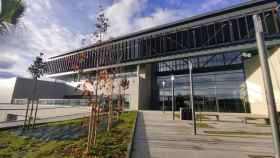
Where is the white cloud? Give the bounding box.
[1,0,228,79]
[104,0,188,38]
[134,8,176,30]
[0,0,192,78]
[199,0,229,12]
[0,0,87,78]
[105,0,146,37]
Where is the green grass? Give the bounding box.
[205,130,271,136]
[90,112,137,158]
[196,122,214,128]
[45,117,88,127]
[175,113,180,119]
[175,112,209,121]
[196,113,209,121]
[255,124,271,127]
[0,111,137,158]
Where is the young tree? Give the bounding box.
[120,78,129,112]
[94,5,109,43]
[23,53,46,132]
[82,5,109,45]
[84,5,110,153]
[107,68,119,131]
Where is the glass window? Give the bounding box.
[208,24,216,45]
[187,29,195,48]
[201,26,208,46]
[194,27,202,47]
[176,31,183,49]
[238,17,248,39]
[222,21,231,43]
[265,11,277,35]
[157,70,248,113]
[215,23,223,43]
[230,19,240,41]
[246,15,255,38]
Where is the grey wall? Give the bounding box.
[12,77,81,101]
[138,64,152,110]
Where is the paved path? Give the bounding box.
[132,111,274,158]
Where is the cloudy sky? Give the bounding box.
[0,0,247,79]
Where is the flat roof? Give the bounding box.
[50,0,278,59]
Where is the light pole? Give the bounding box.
[214,85,219,112]
[253,14,280,158]
[162,80,166,112]
[189,59,196,135]
[171,75,175,120]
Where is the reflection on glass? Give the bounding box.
[157,70,249,113]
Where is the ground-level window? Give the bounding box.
[157,70,250,113]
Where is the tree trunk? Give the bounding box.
[32,99,39,128]
[28,78,38,129]
[87,101,95,153]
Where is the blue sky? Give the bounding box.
[0,0,247,79]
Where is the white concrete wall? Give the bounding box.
[0,78,17,103]
[244,47,280,115]
[138,64,152,110]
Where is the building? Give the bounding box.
[45,0,280,115]
[0,77,80,104]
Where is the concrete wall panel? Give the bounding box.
[244,47,280,115]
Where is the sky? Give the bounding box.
[0,0,247,79]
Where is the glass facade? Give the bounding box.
[156,52,250,113]
[157,52,242,73]
[157,70,249,113]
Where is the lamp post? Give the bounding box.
[162,80,166,112]
[171,75,175,120]
[189,59,196,135]
[214,85,219,112]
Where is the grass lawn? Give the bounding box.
[255,124,271,127]
[196,113,209,121]
[175,113,180,119]
[196,122,214,128]
[0,111,137,158]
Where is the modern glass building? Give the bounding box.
[45,0,280,114]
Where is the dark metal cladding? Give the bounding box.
[46,0,280,75]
